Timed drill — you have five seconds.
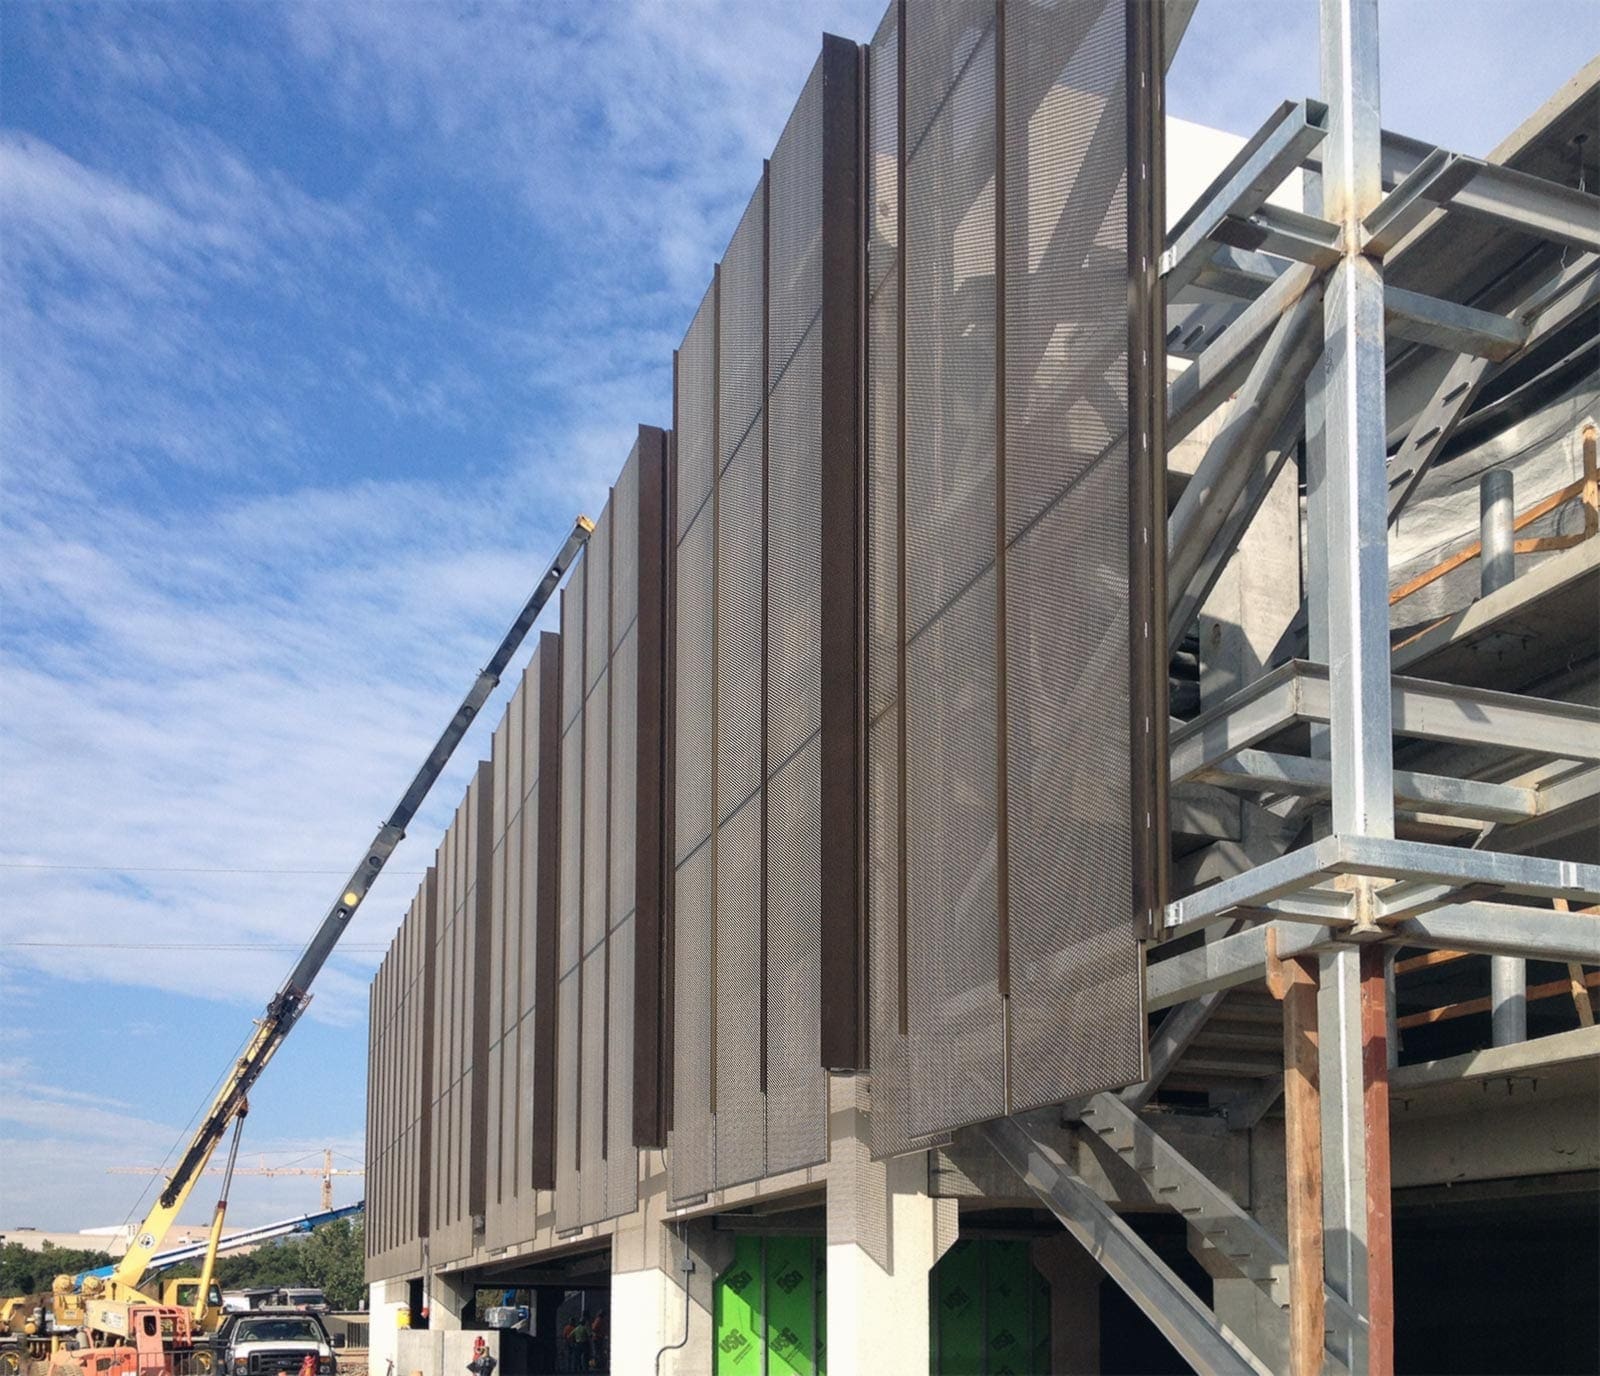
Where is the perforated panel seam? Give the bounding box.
[601,484,615,1169]
[758,156,771,1097]
[894,0,910,1039]
[993,0,1013,1107]
[708,261,721,1119]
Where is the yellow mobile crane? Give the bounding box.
[0,519,592,1376]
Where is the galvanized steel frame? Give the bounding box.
[1091,1,1600,1371]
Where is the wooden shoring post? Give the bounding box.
[1555,899,1596,1028]
[1360,939,1395,1373]
[1268,927,1325,1376]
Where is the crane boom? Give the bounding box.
[110,516,593,1293]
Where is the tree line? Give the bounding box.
[1,1218,366,1312]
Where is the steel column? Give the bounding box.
[1480,468,1529,1048]
[1315,1,1393,1369]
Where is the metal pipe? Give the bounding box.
[1479,468,1515,595]
[1481,467,1527,1046]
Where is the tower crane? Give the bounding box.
[109,1150,363,1213]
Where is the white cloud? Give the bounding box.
[0,1056,365,1229]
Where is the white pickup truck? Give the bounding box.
[213,1309,338,1376]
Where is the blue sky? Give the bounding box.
[2,0,1594,1231]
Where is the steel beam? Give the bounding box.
[1148,922,1326,1009]
[1196,748,1538,823]
[1169,412,1300,655]
[1184,246,1528,362]
[980,1115,1273,1376]
[1172,661,1600,781]
[1148,903,1598,1011]
[1168,285,1324,648]
[1215,201,1343,268]
[1378,677,1600,761]
[1452,161,1600,255]
[1165,831,1600,932]
[1388,903,1600,965]
[1387,255,1600,522]
[1120,990,1230,1110]
[1359,148,1479,256]
[1169,264,1322,445]
[1164,101,1329,294]
[1382,287,1526,361]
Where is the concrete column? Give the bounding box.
[609,1161,730,1376]
[826,1079,955,1376]
[423,1270,473,1331]
[1031,1231,1103,1374]
[367,1279,411,1376]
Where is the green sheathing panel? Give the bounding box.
[715,1235,826,1376]
[716,1236,765,1376]
[931,1239,1051,1376]
[933,1238,985,1375]
[766,1236,818,1376]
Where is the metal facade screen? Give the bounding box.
[427,763,492,1262]
[670,283,718,1201]
[555,446,658,1230]
[365,870,435,1281]
[482,636,562,1251]
[670,39,858,1203]
[865,0,1163,1153]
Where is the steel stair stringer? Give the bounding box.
[980,1112,1274,1376]
[1075,1091,1366,1367]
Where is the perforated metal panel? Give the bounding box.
[606,446,642,1221]
[1002,0,1145,1108]
[717,434,764,824]
[713,182,768,1192]
[902,0,1006,1140]
[713,796,765,1187]
[662,41,858,1198]
[631,427,671,1150]
[555,569,587,1230]
[426,770,490,1263]
[672,282,719,1203]
[553,965,580,1230]
[670,844,714,1199]
[721,186,766,477]
[506,651,546,1225]
[611,643,639,933]
[764,737,826,1173]
[767,57,824,771]
[864,0,918,1161]
[605,912,639,1218]
[578,940,606,1224]
[366,870,435,1280]
[678,286,718,540]
[864,0,1154,1146]
[764,52,829,1170]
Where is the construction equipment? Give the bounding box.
[75,1207,365,1285]
[109,1151,362,1215]
[0,519,592,1375]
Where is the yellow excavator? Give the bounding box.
[0,519,592,1376]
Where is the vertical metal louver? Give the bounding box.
[670,285,719,1202]
[554,568,586,1230]
[667,39,857,1204]
[765,50,833,1174]
[714,184,769,1190]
